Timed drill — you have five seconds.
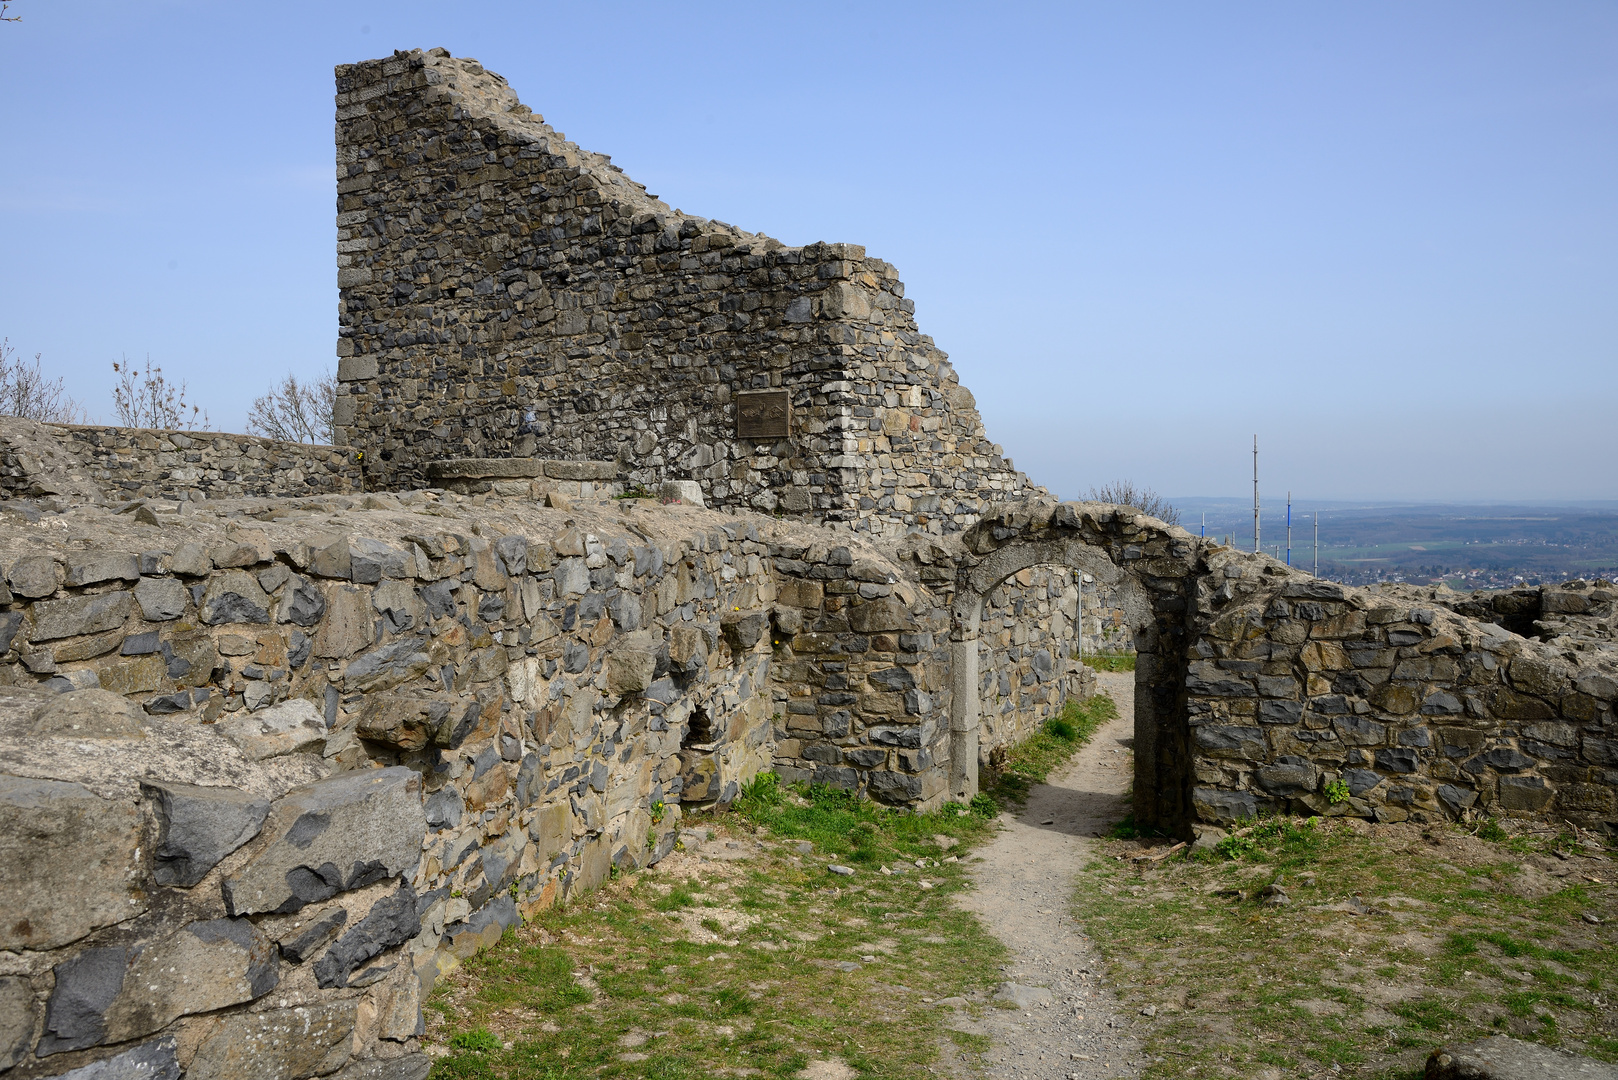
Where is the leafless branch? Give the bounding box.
[1085,480,1181,526]
[246,370,336,444]
[0,339,86,423]
[111,356,210,430]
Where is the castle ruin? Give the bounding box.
[0,48,1612,1080]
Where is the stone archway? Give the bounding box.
[949,502,1205,835]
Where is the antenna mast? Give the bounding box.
[1286,491,1292,567]
[1252,435,1260,553]
[1313,513,1319,576]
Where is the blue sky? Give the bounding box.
[2,2,1614,502]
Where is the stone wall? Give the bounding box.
[937,501,1618,834]
[1186,552,1618,831]
[330,49,1037,536]
[0,418,360,504]
[0,491,797,1078]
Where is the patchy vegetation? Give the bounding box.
[422,692,1120,1079]
[1078,651,1137,673]
[424,782,1007,1078]
[1075,815,1618,1078]
[984,693,1119,805]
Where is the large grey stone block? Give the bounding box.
[186,1001,357,1080]
[216,698,326,760]
[1425,1035,1618,1078]
[7,555,60,598]
[30,591,131,642]
[64,553,139,588]
[133,576,189,621]
[142,779,271,887]
[223,767,426,916]
[40,918,278,1054]
[37,1036,181,1080]
[0,777,145,950]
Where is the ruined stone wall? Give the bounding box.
[331,49,1036,536]
[1186,553,1618,831]
[1080,575,1137,656]
[0,492,796,1078]
[0,418,360,504]
[946,501,1618,836]
[975,566,1091,757]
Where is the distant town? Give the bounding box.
[1164,499,1618,592]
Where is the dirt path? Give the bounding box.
[952,672,1146,1079]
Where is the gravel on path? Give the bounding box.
[951,672,1148,1080]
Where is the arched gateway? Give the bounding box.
[948,501,1204,835]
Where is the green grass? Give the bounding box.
[983,693,1117,805]
[1074,815,1618,1078]
[1078,650,1137,672]
[424,766,1033,1078]
[423,689,1130,1079]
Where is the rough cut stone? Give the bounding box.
[278,906,349,964]
[133,576,190,621]
[37,1036,181,1080]
[186,1001,357,1080]
[64,553,139,588]
[0,975,33,1070]
[142,779,271,887]
[216,698,327,760]
[224,767,426,916]
[40,918,279,1053]
[1425,1035,1618,1078]
[31,689,145,740]
[0,776,145,950]
[313,885,421,988]
[31,591,131,642]
[7,554,60,598]
[199,570,271,625]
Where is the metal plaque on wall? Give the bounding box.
[735,390,791,439]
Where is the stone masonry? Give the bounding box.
[331,49,1036,536]
[1,44,1614,1080]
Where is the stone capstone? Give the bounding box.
[0,776,145,950]
[223,767,426,916]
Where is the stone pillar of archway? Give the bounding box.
[948,594,983,800]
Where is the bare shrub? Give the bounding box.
[111,356,209,430]
[246,371,336,444]
[1084,480,1181,526]
[0,339,86,423]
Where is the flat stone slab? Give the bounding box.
[425,458,619,482]
[0,776,145,950]
[223,767,426,916]
[1426,1036,1618,1079]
